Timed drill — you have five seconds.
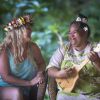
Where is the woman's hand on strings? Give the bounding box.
[88,51,100,63]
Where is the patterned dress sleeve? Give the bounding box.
[46,46,65,69]
[47,45,65,100]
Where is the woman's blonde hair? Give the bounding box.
[0,25,31,63]
[0,15,32,63]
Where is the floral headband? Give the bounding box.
[4,15,32,32]
[76,17,88,23]
[76,14,88,32]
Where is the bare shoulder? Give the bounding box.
[0,47,9,65]
[0,48,8,58]
[30,42,41,53]
[31,42,39,48]
[0,47,9,74]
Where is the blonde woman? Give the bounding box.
[0,15,46,100]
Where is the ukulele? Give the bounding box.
[56,44,100,93]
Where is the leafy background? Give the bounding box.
[0,0,100,99]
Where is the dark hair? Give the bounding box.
[70,21,91,37]
[70,14,90,38]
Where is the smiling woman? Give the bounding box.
[0,15,46,100]
[47,14,100,100]
[68,19,90,51]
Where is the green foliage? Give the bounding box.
[0,0,100,99]
[0,0,100,62]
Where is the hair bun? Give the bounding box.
[76,13,88,23]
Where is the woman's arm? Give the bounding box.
[48,67,74,78]
[32,43,46,72]
[0,49,40,86]
[48,67,60,78]
[31,43,47,100]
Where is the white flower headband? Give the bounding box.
[76,16,88,32]
[76,17,81,21]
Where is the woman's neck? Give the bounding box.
[74,41,88,51]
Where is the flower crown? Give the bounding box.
[76,13,88,23]
[4,15,32,32]
[76,17,87,23]
[76,14,88,32]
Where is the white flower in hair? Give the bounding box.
[83,27,88,31]
[76,17,81,21]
